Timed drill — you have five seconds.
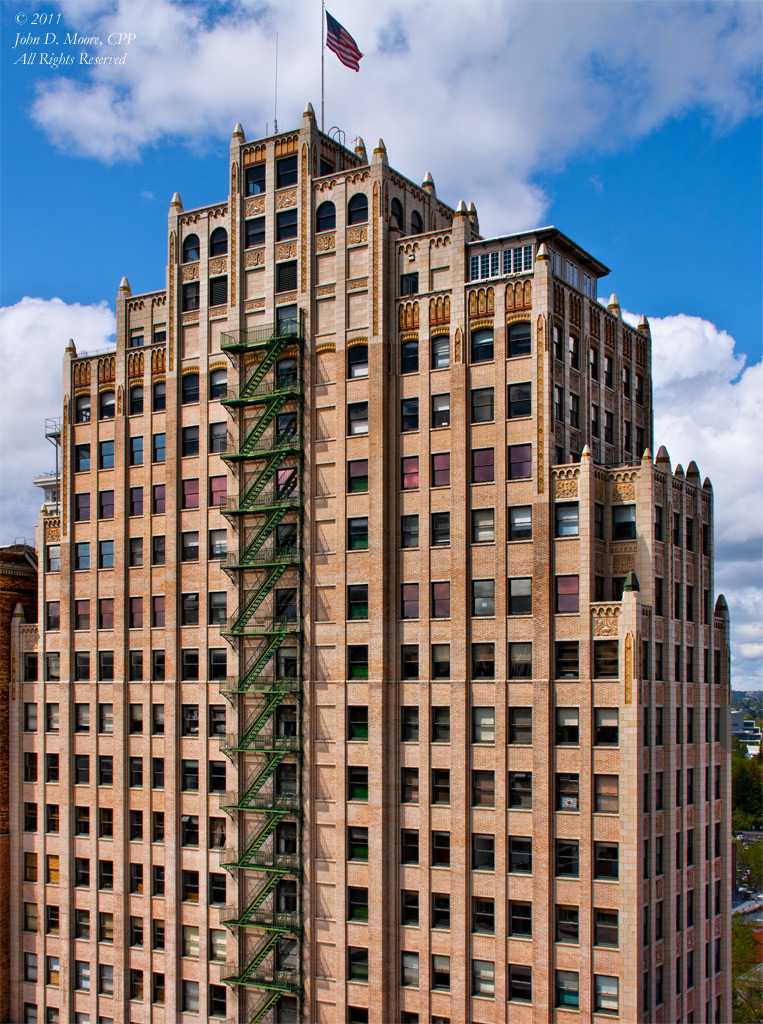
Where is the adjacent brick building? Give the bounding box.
[9,106,731,1024]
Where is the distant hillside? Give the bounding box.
[732,691,763,719]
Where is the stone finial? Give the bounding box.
[686,460,701,480]
[371,139,388,167]
[674,463,685,478]
[454,200,468,217]
[232,122,245,138]
[354,137,367,161]
[13,602,25,619]
[422,171,435,194]
[467,202,479,230]
[119,277,131,294]
[637,314,650,332]
[581,444,591,458]
[536,242,550,261]
[703,476,713,491]
[642,447,652,462]
[655,445,671,469]
[171,192,183,210]
[65,338,77,356]
[607,293,620,312]
[302,102,315,119]
[623,570,640,592]
[715,594,728,614]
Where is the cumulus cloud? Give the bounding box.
[32,0,763,231]
[0,298,115,544]
[632,311,763,690]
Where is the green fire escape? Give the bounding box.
[218,317,304,1024]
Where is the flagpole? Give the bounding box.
[321,0,325,132]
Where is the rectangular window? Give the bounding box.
[509,771,532,808]
[401,455,419,489]
[556,904,579,944]
[432,643,450,679]
[508,577,532,615]
[348,458,368,492]
[594,841,619,879]
[555,575,579,613]
[509,708,532,744]
[556,839,579,877]
[594,775,619,813]
[472,642,495,678]
[182,478,199,508]
[427,450,450,488]
[472,507,495,543]
[276,209,298,240]
[594,640,619,677]
[471,447,494,482]
[508,642,532,679]
[276,261,297,293]
[431,511,450,546]
[402,582,420,619]
[431,335,450,369]
[471,386,494,422]
[508,443,532,479]
[400,514,419,548]
[244,215,265,248]
[555,502,579,537]
[472,578,495,616]
[152,484,165,514]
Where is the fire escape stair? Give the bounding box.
[226,565,289,634]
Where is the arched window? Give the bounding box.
[471,328,494,364]
[410,210,423,235]
[99,390,115,420]
[348,194,368,225]
[316,201,336,233]
[75,394,91,423]
[129,386,144,416]
[391,198,404,231]
[182,373,200,405]
[182,234,200,263]
[209,369,227,400]
[210,228,228,256]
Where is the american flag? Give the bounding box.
[325,11,363,71]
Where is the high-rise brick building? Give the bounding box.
[10,106,731,1024]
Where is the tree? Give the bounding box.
[731,916,763,1023]
[736,842,763,894]
[732,754,763,830]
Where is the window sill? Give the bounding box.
[431,424,451,431]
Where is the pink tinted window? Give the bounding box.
[153,485,166,514]
[432,582,451,618]
[152,597,165,627]
[99,599,114,630]
[508,444,532,479]
[209,476,227,507]
[401,584,419,619]
[401,456,419,490]
[277,467,298,494]
[472,448,494,483]
[556,575,579,613]
[182,479,200,509]
[130,597,143,628]
[432,453,450,487]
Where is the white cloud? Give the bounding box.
[631,311,763,690]
[32,0,762,231]
[0,298,115,544]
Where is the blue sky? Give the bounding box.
[1,0,761,687]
